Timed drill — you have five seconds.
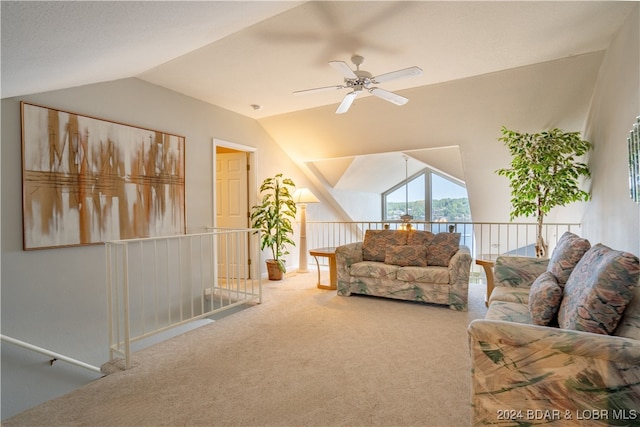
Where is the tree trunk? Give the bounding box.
[536,214,548,258]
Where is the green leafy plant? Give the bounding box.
[250,173,297,273]
[496,126,591,257]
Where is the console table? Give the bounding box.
[309,247,337,290]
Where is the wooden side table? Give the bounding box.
[309,247,337,290]
[475,255,499,307]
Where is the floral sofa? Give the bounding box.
[335,229,472,311]
[468,232,640,426]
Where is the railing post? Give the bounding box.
[122,243,131,369]
[106,243,114,363]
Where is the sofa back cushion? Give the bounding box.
[384,245,427,267]
[362,230,407,262]
[547,231,591,284]
[427,232,461,267]
[494,256,549,289]
[557,244,640,335]
[614,286,640,339]
[406,230,435,246]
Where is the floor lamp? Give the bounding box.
[293,188,319,273]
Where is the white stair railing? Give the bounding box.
[105,229,261,369]
[306,221,581,265]
[1,334,102,373]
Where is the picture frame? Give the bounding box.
[21,102,186,250]
[629,116,640,204]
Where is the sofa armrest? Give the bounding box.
[494,255,549,289]
[448,245,472,310]
[468,319,640,424]
[335,242,363,295]
[468,319,640,363]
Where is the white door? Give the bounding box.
[216,151,249,278]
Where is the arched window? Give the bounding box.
[382,168,471,222]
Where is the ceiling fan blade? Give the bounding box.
[329,61,358,79]
[336,91,358,114]
[372,66,423,84]
[293,85,345,95]
[369,88,409,106]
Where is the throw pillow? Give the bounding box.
[426,232,461,267]
[557,244,640,335]
[362,230,408,262]
[547,231,591,284]
[384,245,427,267]
[528,271,563,326]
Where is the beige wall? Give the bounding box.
[1,8,638,416]
[583,4,640,255]
[0,78,332,418]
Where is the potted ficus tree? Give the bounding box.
[496,126,591,258]
[250,173,297,280]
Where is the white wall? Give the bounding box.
[583,4,640,255]
[0,78,333,419]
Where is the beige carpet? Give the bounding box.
[5,271,487,427]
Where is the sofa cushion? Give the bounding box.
[427,232,461,267]
[406,230,435,246]
[362,230,407,262]
[528,271,563,326]
[547,231,591,284]
[557,244,640,335]
[384,245,427,267]
[485,300,532,324]
[488,286,530,305]
[349,261,399,279]
[396,266,449,284]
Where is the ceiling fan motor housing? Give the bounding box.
[347,71,372,91]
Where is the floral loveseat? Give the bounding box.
[468,232,640,426]
[336,229,472,311]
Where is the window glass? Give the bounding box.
[431,174,471,222]
[384,174,425,220]
[383,169,470,223]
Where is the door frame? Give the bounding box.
[212,138,258,279]
[212,138,257,229]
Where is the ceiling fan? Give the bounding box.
[294,55,423,114]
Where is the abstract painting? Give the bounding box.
[21,102,185,250]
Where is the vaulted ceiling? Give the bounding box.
[2,1,636,215]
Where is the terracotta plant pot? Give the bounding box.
[266,259,284,281]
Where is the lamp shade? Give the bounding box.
[292,188,319,204]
